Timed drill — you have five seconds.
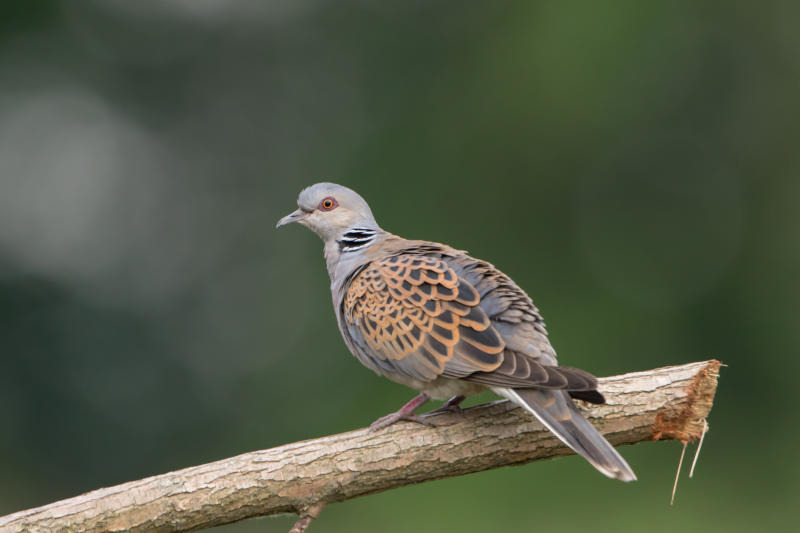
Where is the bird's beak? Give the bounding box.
[276,208,308,228]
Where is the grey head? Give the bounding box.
[276,182,384,277]
[276,182,380,238]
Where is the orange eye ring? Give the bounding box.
[319,197,338,211]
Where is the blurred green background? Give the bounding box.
[1,1,798,531]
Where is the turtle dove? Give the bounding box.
[277,182,636,481]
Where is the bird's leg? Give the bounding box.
[369,392,433,432]
[425,395,466,416]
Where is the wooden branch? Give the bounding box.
[0,360,721,533]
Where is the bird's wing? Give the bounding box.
[342,253,505,382]
[341,252,598,391]
[450,254,601,393]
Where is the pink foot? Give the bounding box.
[369,411,438,431]
[369,392,433,432]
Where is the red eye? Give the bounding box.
[319,197,338,211]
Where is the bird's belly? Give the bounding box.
[420,377,486,401]
[371,365,485,400]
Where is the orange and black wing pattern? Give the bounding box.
[342,254,505,382]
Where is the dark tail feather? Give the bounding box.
[493,387,636,482]
[569,389,605,404]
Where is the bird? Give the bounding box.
[276,182,636,481]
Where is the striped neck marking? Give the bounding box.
[339,227,377,253]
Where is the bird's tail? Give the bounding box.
[492,387,637,482]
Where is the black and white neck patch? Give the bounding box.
[338,228,377,252]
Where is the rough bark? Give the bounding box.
[0,360,721,533]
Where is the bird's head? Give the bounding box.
[276,182,380,242]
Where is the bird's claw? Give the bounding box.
[369,412,439,432]
[425,404,464,416]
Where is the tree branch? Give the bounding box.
[0,360,721,533]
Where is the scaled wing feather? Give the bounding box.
[343,254,505,382]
